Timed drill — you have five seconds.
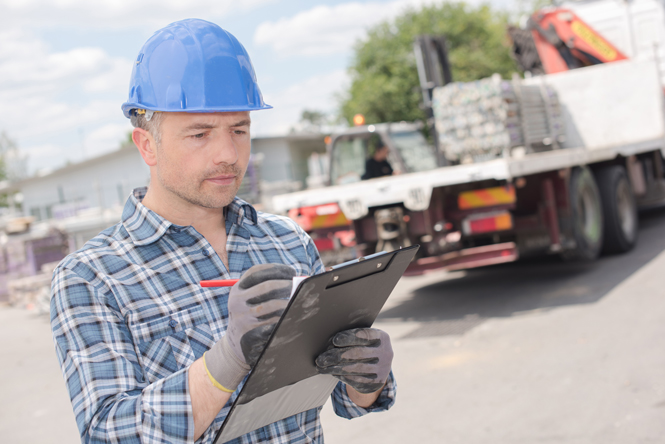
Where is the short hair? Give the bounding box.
[129,111,165,146]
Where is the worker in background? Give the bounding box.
[50,19,396,444]
[362,136,394,180]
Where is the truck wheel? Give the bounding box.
[561,166,604,261]
[595,165,638,254]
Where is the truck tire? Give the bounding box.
[595,165,638,254]
[561,166,604,261]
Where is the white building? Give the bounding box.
[14,143,149,222]
[249,133,327,186]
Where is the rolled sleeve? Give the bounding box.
[330,370,397,419]
[51,264,195,444]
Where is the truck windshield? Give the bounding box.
[330,137,367,185]
[329,130,436,185]
[388,131,437,172]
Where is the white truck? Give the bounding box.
[271,2,665,274]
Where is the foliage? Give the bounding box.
[0,132,10,183]
[0,131,29,207]
[340,2,518,125]
[291,109,343,133]
[0,131,28,182]
[300,109,327,127]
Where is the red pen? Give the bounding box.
[200,279,239,287]
[200,276,308,288]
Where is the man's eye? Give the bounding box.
[192,133,206,139]
[234,130,246,135]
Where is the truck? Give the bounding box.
[271,0,665,274]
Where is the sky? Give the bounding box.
[0,0,516,175]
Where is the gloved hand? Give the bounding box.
[204,264,295,392]
[315,328,393,394]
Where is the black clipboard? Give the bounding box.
[214,245,419,443]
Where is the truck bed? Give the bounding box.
[272,59,665,218]
[272,136,665,216]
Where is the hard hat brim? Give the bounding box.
[121,102,273,119]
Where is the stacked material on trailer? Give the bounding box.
[432,74,565,163]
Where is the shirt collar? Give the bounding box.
[122,187,258,246]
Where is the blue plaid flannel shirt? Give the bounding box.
[50,187,396,444]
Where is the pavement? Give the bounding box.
[320,208,665,443]
[2,208,665,443]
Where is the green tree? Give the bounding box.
[0,131,29,208]
[0,133,10,183]
[300,109,327,127]
[340,3,518,125]
[0,131,28,182]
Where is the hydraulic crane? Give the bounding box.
[510,8,628,75]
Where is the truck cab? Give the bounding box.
[328,122,438,186]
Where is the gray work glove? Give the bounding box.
[315,328,393,394]
[204,264,295,392]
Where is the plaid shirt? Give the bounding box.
[50,187,396,444]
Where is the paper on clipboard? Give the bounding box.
[289,276,308,298]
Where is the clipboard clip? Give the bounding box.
[328,251,386,271]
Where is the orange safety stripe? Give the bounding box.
[458,185,516,210]
[570,20,617,62]
[310,211,349,229]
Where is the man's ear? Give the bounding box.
[133,127,157,167]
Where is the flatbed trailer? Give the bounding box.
[273,59,665,274]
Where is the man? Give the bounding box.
[50,19,396,444]
[361,138,394,180]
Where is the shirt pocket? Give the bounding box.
[132,304,216,384]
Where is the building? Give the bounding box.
[250,133,327,187]
[15,143,150,222]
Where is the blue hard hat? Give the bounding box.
[121,19,271,118]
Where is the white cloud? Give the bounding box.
[252,69,349,136]
[0,28,131,95]
[6,119,132,174]
[21,143,61,159]
[0,0,276,29]
[254,0,443,56]
[83,123,132,157]
[0,28,132,172]
[20,143,68,177]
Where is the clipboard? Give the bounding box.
[214,245,420,443]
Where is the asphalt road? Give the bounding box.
[2,208,665,443]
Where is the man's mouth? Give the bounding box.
[205,174,237,186]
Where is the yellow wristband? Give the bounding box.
[203,352,236,393]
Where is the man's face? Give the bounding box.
[374,146,389,161]
[153,111,251,209]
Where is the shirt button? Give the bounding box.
[169,319,178,328]
[171,226,182,233]
[201,249,210,257]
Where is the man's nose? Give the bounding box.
[212,133,239,165]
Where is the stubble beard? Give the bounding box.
[157,163,246,209]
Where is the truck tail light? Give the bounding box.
[313,238,335,251]
[312,230,356,252]
[462,211,513,235]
